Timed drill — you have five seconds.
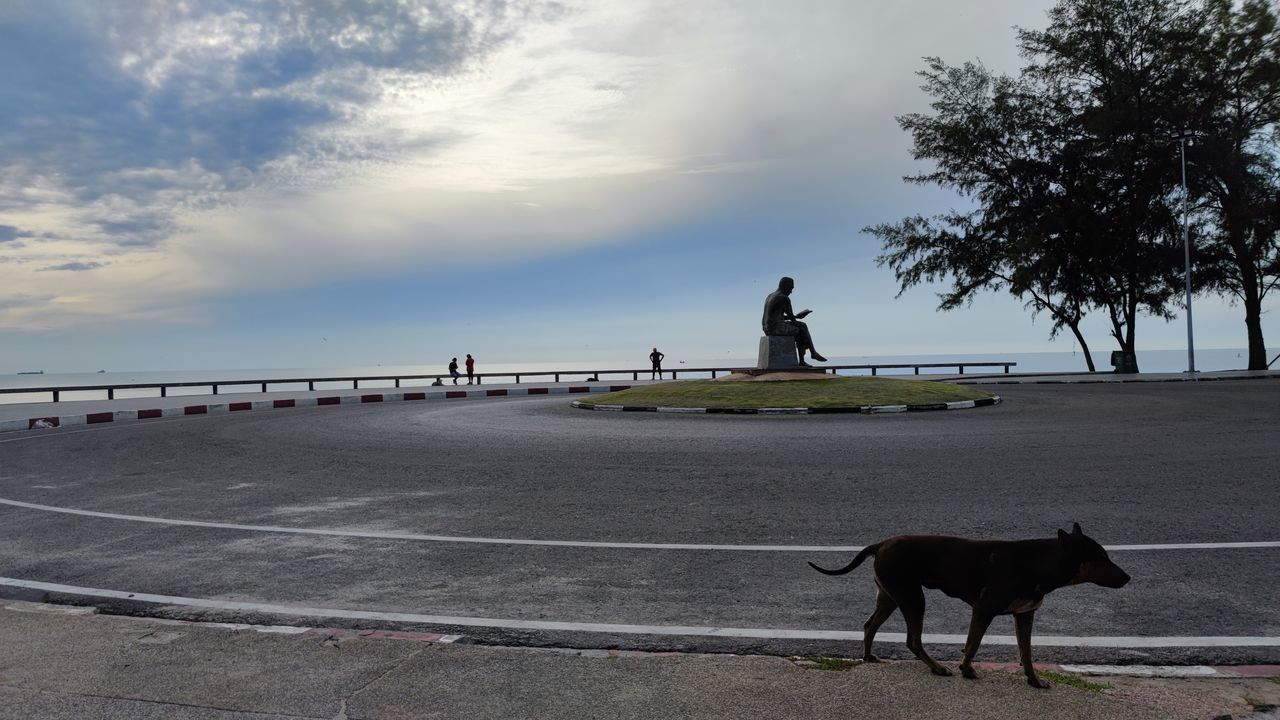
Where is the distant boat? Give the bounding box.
[17,370,43,375]
[97,370,106,373]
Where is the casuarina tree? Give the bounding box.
[870,0,1202,371]
[868,60,1104,369]
[1185,0,1280,370]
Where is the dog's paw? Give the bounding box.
[931,666,952,677]
[862,654,881,663]
[1026,676,1051,689]
[960,665,979,680]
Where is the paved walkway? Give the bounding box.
[945,369,1279,385]
[3,601,1277,720]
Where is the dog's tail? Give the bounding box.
[807,543,879,576]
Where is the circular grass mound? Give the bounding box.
[575,376,995,411]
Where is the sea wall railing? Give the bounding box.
[1,362,1017,403]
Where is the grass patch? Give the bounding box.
[1036,670,1111,692]
[577,377,993,409]
[794,656,862,671]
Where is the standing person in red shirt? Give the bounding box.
[465,354,475,385]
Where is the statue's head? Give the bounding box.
[778,276,794,295]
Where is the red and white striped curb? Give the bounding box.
[0,385,634,434]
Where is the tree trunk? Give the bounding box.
[1068,322,1096,372]
[1126,293,1140,373]
[1232,236,1268,370]
[1244,292,1267,371]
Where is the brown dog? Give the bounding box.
[808,523,1130,688]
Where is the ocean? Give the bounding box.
[0,347,1264,405]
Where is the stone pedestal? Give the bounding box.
[758,335,799,370]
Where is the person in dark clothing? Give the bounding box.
[649,347,665,380]
[449,358,460,385]
[465,354,475,385]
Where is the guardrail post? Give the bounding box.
[711,370,717,378]
[53,390,60,402]
[914,367,919,375]
[958,365,965,375]
[212,385,218,395]
[1004,364,1011,374]
[478,376,482,385]
[160,386,167,398]
[554,373,559,382]
[107,388,114,400]
[395,379,401,388]
[673,371,678,379]
[308,381,314,391]
[261,382,267,393]
[353,379,358,390]
[515,374,520,384]
[871,367,877,376]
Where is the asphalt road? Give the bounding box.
[1,381,1277,664]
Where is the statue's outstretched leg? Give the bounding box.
[797,322,826,363]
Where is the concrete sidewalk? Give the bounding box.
[3,602,1277,720]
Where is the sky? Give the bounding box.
[0,0,1275,373]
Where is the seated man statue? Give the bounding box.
[762,276,827,365]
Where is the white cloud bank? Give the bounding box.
[0,0,1050,330]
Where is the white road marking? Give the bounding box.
[1106,542,1280,551]
[2,577,1278,647]
[0,497,862,551]
[1,497,1278,552]
[1059,664,1221,677]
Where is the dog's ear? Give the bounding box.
[1057,529,1070,542]
[1072,522,1083,536]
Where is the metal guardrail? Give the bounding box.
[1,362,1017,403]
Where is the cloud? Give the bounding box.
[0,0,1055,331]
[0,0,545,248]
[0,293,54,311]
[38,261,107,272]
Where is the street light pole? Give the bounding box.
[1175,131,1196,374]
